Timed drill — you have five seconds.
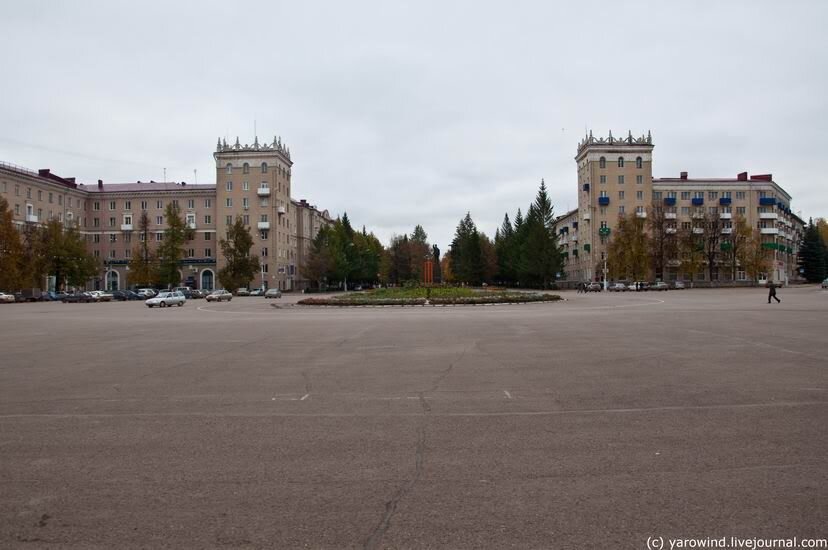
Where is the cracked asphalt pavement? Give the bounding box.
[1,287,827,548]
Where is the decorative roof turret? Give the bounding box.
[577,130,654,155]
[213,133,292,161]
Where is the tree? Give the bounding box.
[727,215,752,281]
[494,213,515,285]
[740,229,772,283]
[608,214,649,281]
[479,233,498,283]
[450,212,484,284]
[440,252,454,283]
[798,219,827,283]
[39,219,98,290]
[518,180,561,288]
[701,210,723,283]
[0,196,24,291]
[302,225,336,289]
[157,203,194,288]
[409,224,430,281]
[678,226,704,286]
[386,234,413,285]
[127,211,158,288]
[648,204,677,281]
[218,216,260,290]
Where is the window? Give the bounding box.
[125,201,131,210]
[263,263,269,273]
[653,191,662,200]
[156,200,163,209]
[225,198,233,207]
[668,191,677,199]
[141,200,148,210]
[243,197,249,209]
[617,157,624,168]
[125,249,131,259]
[260,214,268,222]
[94,250,100,258]
[140,233,146,242]
[737,206,746,215]
[694,191,704,198]
[243,181,249,191]
[204,215,212,224]
[599,157,606,169]
[156,216,163,225]
[38,190,43,201]
[93,234,101,243]
[599,190,608,197]
[682,221,691,230]
[48,192,53,203]
[600,207,607,215]
[155,232,163,241]
[187,248,195,258]
[736,191,746,200]
[124,234,131,243]
[172,200,179,208]
[226,163,232,174]
[723,191,732,198]
[204,232,212,241]
[636,156,643,169]
[618,191,625,199]
[205,198,212,208]
[226,181,233,191]
[599,175,606,184]
[709,207,718,215]
[636,191,644,200]
[226,215,233,225]
[109,217,116,227]
[681,192,691,200]
[708,192,718,200]
[618,175,624,184]
[187,199,194,209]
[600,221,608,229]
[205,248,212,257]
[260,230,268,239]
[260,198,269,207]
[618,205,625,214]
[261,162,268,173]
[636,175,643,185]
[109,201,116,210]
[109,234,117,243]
[94,201,100,210]
[243,214,250,225]
[737,270,746,281]
[262,247,268,257]
[681,207,690,215]
[243,163,250,174]
[93,217,100,227]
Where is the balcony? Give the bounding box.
[692,212,705,219]
[120,223,133,231]
[692,227,704,234]
[25,214,39,223]
[635,211,647,219]
[598,227,611,236]
[691,197,704,206]
[664,212,677,219]
[583,212,591,221]
[721,227,733,234]
[664,197,676,206]
[759,197,776,206]
[666,227,677,234]
[257,221,270,230]
[257,187,271,197]
[719,197,732,205]
[720,212,732,219]
[571,233,578,242]
[760,227,778,235]
[186,221,197,230]
[277,206,286,215]
[759,212,778,220]
[598,197,610,206]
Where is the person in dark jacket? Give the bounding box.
[768,282,780,303]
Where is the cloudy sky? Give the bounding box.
[1,1,826,248]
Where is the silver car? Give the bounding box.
[145,291,185,308]
[206,290,233,302]
[264,288,282,299]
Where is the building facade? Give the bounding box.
[557,132,805,285]
[0,135,331,292]
[293,199,333,291]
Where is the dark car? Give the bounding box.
[62,292,94,303]
[39,291,65,301]
[112,290,142,301]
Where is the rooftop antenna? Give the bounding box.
[254,118,257,141]
[163,167,167,182]
[194,169,198,185]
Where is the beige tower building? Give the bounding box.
[214,137,297,291]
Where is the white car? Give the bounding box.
[206,290,233,302]
[145,291,185,308]
[88,290,113,302]
[0,292,15,303]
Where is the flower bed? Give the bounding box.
[297,288,561,307]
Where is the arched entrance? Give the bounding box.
[201,269,215,291]
[106,270,120,291]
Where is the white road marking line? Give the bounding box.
[300,393,310,401]
[504,390,512,399]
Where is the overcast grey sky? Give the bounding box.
[1,1,826,248]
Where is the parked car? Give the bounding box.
[822,278,828,289]
[264,288,282,299]
[38,291,64,301]
[0,292,15,303]
[650,281,669,291]
[671,281,686,290]
[629,281,650,291]
[608,282,628,292]
[189,289,205,299]
[88,291,114,302]
[174,287,194,299]
[235,288,250,296]
[145,291,185,308]
[136,288,157,298]
[586,282,603,292]
[206,290,233,302]
[62,292,95,303]
[112,290,141,301]
[249,289,264,297]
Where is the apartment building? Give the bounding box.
[558,132,805,285]
[0,134,331,291]
[293,199,333,290]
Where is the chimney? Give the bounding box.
[38,169,51,176]
[737,172,748,181]
[181,181,186,186]
[751,174,773,181]
[65,177,75,184]
[97,179,103,189]
[680,171,688,180]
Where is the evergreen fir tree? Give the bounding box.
[799,219,827,282]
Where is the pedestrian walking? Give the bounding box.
[768,282,780,303]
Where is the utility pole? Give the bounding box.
[603,256,608,291]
